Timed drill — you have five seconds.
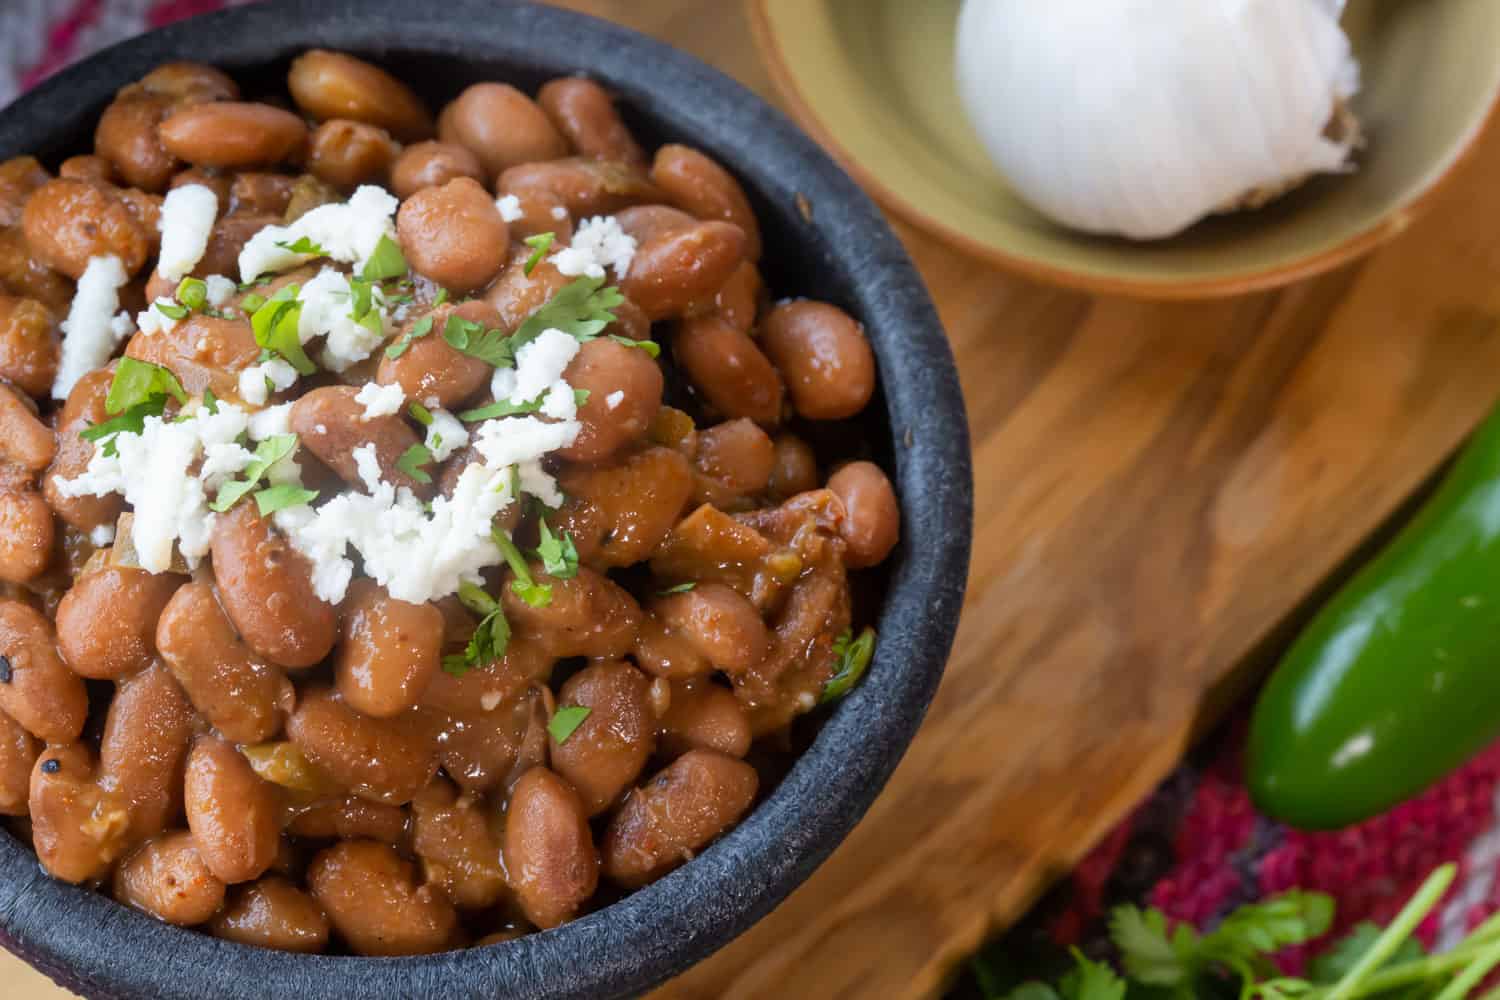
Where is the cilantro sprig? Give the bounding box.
[493,527,550,608]
[396,443,434,485]
[81,359,189,456]
[524,232,555,275]
[249,285,316,376]
[534,518,578,580]
[442,581,510,677]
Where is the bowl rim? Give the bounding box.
[0,2,973,998]
[747,0,1500,301]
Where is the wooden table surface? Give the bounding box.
[11,1,1500,998]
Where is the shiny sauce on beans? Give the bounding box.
[0,50,899,955]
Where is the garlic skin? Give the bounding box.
[955,0,1361,241]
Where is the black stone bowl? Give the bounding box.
[0,2,972,997]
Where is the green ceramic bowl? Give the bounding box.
[751,0,1500,299]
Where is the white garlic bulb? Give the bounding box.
[955,0,1361,240]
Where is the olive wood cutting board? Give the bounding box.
[9,2,1500,998]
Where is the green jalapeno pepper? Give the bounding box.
[1249,402,1500,830]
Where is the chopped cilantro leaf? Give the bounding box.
[396,442,434,484]
[512,274,624,349]
[441,314,516,369]
[80,397,168,453]
[202,388,219,415]
[361,234,408,281]
[155,301,189,320]
[458,394,547,422]
[106,357,187,415]
[524,232,556,275]
[211,434,298,513]
[241,292,267,313]
[385,315,433,360]
[176,277,207,312]
[534,519,579,580]
[657,582,696,596]
[408,401,434,426]
[249,285,316,375]
[608,334,661,358]
[492,527,551,607]
[275,236,328,256]
[253,484,318,516]
[547,706,591,744]
[442,581,509,676]
[433,288,449,307]
[821,627,876,703]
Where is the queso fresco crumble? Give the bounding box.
[0,50,901,954]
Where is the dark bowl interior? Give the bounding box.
[0,1,973,997]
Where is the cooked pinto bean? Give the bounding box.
[501,565,641,660]
[155,581,291,743]
[496,185,575,242]
[538,78,646,165]
[288,51,433,142]
[45,369,125,533]
[210,503,337,669]
[674,314,785,425]
[601,750,758,889]
[503,767,598,929]
[549,661,654,815]
[376,300,496,408]
[555,447,693,568]
[99,662,197,845]
[30,744,131,882]
[498,158,662,218]
[411,779,506,908]
[768,434,819,501]
[659,680,751,759]
[390,141,484,200]
[421,631,551,717]
[287,796,408,844]
[761,300,876,421]
[228,172,295,217]
[114,831,226,926]
[335,579,443,718]
[0,230,71,316]
[185,736,280,884]
[211,877,330,953]
[397,177,508,293]
[0,600,87,742]
[95,95,179,192]
[59,155,115,184]
[622,221,746,321]
[80,501,171,601]
[0,295,59,398]
[651,584,768,676]
[22,178,148,279]
[0,489,53,584]
[0,709,38,814]
[307,119,400,190]
[557,338,663,463]
[714,261,763,333]
[827,461,900,569]
[159,102,309,169]
[632,613,713,681]
[0,384,53,472]
[481,248,571,331]
[440,83,568,177]
[694,419,775,504]
[286,687,437,805]
[0,157,49,227]
[125,312,260,401]
[137,62,239,102]
[308,839,458,956]
[651,145,762,262]
[290,386,428,494]
[193,212,278,278]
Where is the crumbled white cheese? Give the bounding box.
[248,402,295,441]
[55,402,255,572]
[89,524,115,547]
[204,275,237,308]
[298,267,389,372]
[237,358,299,406]
[551,205,568,221]
[540,383,578,421]
[315,423,328,435]
[109,312,134,339]
[53,255,130,401]
[238,185,399,282]
[496,194,523,223]
[355,381,405,420]
[425,408,468,463]
[472,415,580,469]
[510,329,580,404]
[606,390,624,410]
[553,216,637,280]
[156,184,219,283]
[136,299,182,337]
[490,366,517,403]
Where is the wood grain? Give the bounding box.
[8,2,1500,999]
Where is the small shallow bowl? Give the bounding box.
[751,0,1500,299]
[0,1,972,997]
